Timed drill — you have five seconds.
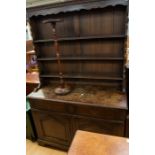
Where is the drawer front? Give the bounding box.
[29,98,66,113]
[29,98,127,121]
[66,103,127,121]
[73,116,125,137]
[75,105,127,121]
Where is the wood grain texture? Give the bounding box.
[29,98,127,121]
[29,5,127,89]
[28,84,127,150]
[28,84,127,109]
[27,0,129,150]
[68,130,129,155]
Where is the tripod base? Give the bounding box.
[54,84,71,95]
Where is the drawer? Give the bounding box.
[75,104,127,121]
[29,98,127,121]
[29,98,77,114]
[29,98,66,113]
[65,103,127,121]
[73,116,125,136]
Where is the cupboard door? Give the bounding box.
[74,116,125,136]
[32,110,72,148]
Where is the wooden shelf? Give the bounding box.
[40,74,123,81]
[34,35,126,43]
[37,57,124,61]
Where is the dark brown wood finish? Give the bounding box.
[29,5,127,88]
[32,111,71,147]
[27,0,128,150]
[73,117,125,136]
[27,0,128,18]
[125,115,129,138]
[28,84,128,150]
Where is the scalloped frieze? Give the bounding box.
[27,0,128,19]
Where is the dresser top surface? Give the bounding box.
[28,84,127,109]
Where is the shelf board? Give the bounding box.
[37,57,124,61]
[34,35,126,43]
[40,74,123,81]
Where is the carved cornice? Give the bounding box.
[27,0,128,19]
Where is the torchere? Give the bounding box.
[43,19,71,95]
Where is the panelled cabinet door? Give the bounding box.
[32,111,72,147]
[73,116,125,137]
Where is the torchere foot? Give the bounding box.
[54,84,71,95]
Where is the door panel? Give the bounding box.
[32,110,72,146]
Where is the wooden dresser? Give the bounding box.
[27,0,129,150]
